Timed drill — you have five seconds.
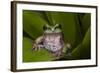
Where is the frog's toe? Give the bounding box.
[32,47,38,51]
[53,51,64,59]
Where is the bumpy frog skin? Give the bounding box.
[32,24,71,58]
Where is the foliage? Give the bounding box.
[23,10,91,62]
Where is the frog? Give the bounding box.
[32,24,71,58]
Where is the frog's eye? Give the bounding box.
[55,24,62,29]
[43,24,51,30]
[54,24,62,33]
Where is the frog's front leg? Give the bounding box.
[32,44,44,51]
[32,36,44,51]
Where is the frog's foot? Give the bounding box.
[32,43,38,51]
[52,51,64,59]
[32,44,44,51]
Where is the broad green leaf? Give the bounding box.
[71,27,91,59]
[80,27,91,59]
[78,13,91,36]
[32,11,53,25]
[23,10,48,40]
[44,12,55,25]
[23,10,91,61]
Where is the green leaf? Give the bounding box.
[71,27,91,59]
[23,10,48,40]
[23,10,91,61]
[77,13,91,36]
[44,12,55,25]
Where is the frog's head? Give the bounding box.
[43,24,62,34]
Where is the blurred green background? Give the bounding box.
[23,10,91,62]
